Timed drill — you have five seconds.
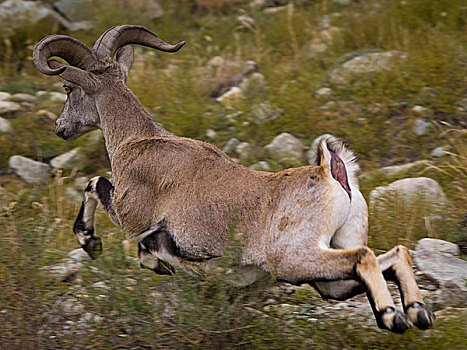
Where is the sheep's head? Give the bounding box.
[33,25,185,140]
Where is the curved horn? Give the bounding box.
[33,35,97,75]
[93,25,185,59]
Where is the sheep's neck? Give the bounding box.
[97,87,173,162]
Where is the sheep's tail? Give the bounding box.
[310,135,360,196]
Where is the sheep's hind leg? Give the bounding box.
[378,245,435,329]
[73,176,118,259]
[313,246,434,330]
[277,246,412,333]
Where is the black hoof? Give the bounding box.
[392,311,411,334]
[82,236,102,260]
[406,302,435,329]
[379,307,412,334]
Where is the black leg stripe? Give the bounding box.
[96,177,113,210]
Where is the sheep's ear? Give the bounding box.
[116,44,134,82]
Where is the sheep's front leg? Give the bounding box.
[73,176,118,259]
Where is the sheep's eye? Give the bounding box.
[63,86,72,94]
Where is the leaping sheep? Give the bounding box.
[33,25,434,333]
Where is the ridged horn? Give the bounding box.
[33,35,97,75]
[93,25,185,59]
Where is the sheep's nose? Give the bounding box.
[56,128,65,138]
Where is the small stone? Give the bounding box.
[206,129,217,138]
[0,91,12,101]
[0,101,21,115]
[416,250,467,291]
[431,145,451,158]
[412,105,429,115]
[68,248,91,262]
[92,281,110,291]
[62,298,85,315]
[376,160,428,176]
[222,138,240,154]
[416,238,460,256]
[0,116,12,132]
[37,109,57,120]
[9,155,50,184]
[413,119,431,136]
[329,51,406,86]
[216,87,242,106]
[315,87,333,98]
[50,92,67,103]
[236,142,251,160]
[249,161,272,171]
[74,176,90,191]
[50,148,86,169]
[265,133,304,166]
[36,91,48,97]
[238,72,265,96]
[370,177,447,209]
[13,93,36,103]
[65,187,82,202]
[237,15,256,29]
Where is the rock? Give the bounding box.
[249,161,272,171]
[35,91,48,97]
[237,15,256,29]
[0,101,22,116]
[412,105,429,116]
[431,145,451,158]
[315,87,333,99]
[222,138,240,154]
[50,147,87,169]
[251,102,280,122]
[49,92,67,103]
[264,303,300,316]
[0,0,90,34]
[216,86,242,106]
[37,109,57,121]
[68,248,92,262]
[370,177,447,209]
[238,72,265,96]
[65,187,82,202]
[0,92,12,101]
[74,176,90,191]
[265,133,304,166]
[9,155,50,184]
[55,0,163,29]
[61,298,85,315]
[122,0,164,21]
[413,118,431,136]
[206,129,217,139]
[13,93,36,103]
[415,249,467,290]
[416,238,460,257]
[0,117,12,133]
[374,160,428,176]
[329,51,406,86]
[236,142,251,160]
